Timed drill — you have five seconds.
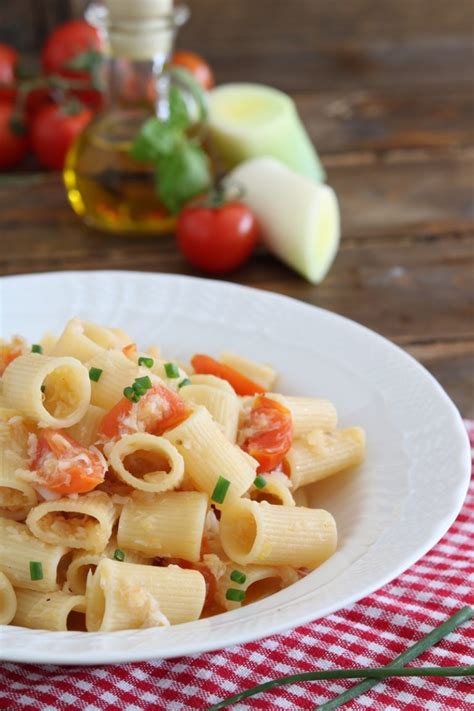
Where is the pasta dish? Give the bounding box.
[0,319,365,632]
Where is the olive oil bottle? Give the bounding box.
[64,1,203,235]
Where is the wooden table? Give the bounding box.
[1,0,473,416]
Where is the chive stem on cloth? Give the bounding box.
[138,356,154,368]
[211,476,230,504]
[207,606,473,711]
[29,561,43,581]
[31,344,43,354]
[89,367,103,382]
[164,362,180,378]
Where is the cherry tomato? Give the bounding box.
[31,102,92,170]
[31,429,106,495]
[0,102,28,169]
[241,396,293,473]
[42,20,104,109]
[99,383,189,440]
[25,87,54,124]
[171,51,215,91]
[177,201,258,274]
[0,44,18,102]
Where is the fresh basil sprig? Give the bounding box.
[130,85,212,214]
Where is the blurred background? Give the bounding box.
[0,0,473,415]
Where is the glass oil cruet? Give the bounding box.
[64,0,209,235]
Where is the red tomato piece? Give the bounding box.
[0,44,18,102]
[177,201,258,274]
[241,396,293,473]
[99,383,189,440]
[171,51,215,91]
[31,102,92,170]
[31,429,106,495]
[191,354,266,397]
[0,101,28,169]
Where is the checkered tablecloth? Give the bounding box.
[1,424,473,711]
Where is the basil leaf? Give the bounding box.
[168,85,191,131]
[157,141,212,214]
[130,119,178,162]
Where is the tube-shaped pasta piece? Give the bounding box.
[0,517,69,592]
[215,562,299,611]
[108,434,184,493]
[189,374,235,393]
[219,352,277,390]
[66,539,152,595]
[13,589,86,631]
[65,404,106,446]
[285,427,366,490]
[39,331,58,355]
[180,384,240,442]
[26,491,116,552]
[0,410,31,457]
[86,350,141,410]
[220,499,337,568]
[0,450,37,521]
[86,559,206,631]
[52,318,121,362]
[2,354,91,428]
[248,472,295,507]
[164,406,257,506]
[267,394,337,435]
[118,491,208,561]
[0,571,17,624]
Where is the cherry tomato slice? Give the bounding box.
[32,429,106,495]
[99,383,189,440]
[241,396,293,473]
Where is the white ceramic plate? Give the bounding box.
[0,271,470,665]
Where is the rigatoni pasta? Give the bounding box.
[0,318,365,633]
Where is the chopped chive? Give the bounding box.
[123,386,139,403]
[226,588,246,602]
[29,561,43,581]
[89,367,103,382]
[211,476,230,504]
[138,356,154,368]
[230,570,247,585]
[134,375,152,390]
[132,382,147,397]
[31,344,43,354]
[113,549,125,562]
[253,475,267,489]
[164,362,180,378]
[40,385,46,393]
[207,605,474,711]
[178,378,192,389]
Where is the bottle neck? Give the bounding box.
[105,53,171,119]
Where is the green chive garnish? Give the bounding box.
[254,476,267,489]
[138,356,154,368]
[89,367,103,382]
[230,570,247,585]
[113,549,125,562]
[123,386,139,403]
[207,606,474,711]
[178,378,192,389]
[134,375,152,390]
[226,588,246,602]
[29,561,43,581]
[211,476,230,504]
[164,362,180,378]
[31,344,43,354]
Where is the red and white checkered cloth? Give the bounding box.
[1,424,473,711]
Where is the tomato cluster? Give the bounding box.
[0,21,215,172]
